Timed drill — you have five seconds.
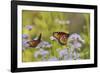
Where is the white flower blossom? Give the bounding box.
[66,20,71,24]
[50,36,57,41]
[55,18,71,25]
[34,51,40,58]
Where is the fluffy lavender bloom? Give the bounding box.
[36,41,52,49]
[67,33,83,60]
[36,42,44,49]
[73,42,82,49]
[68,33,84,49]
[34,49,42,58]
[68,49,73,60]
[69,33,84,43]
[22,34,29,39]
[57,48,68,58]
[34,49,49,58]
[42,41,52,48]
[68,47,80,60]
[48,57,58,61]
[73,51,80,60]
[22,40,29,48]
[68,33,80,39]
[26,25,33,30]
[46,44,52,48]
[41,41,50,46]
[40,49,49,57]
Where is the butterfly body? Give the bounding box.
[27,33,41,47]
[53,32,70,45]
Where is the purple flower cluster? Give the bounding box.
[34,49,49,59]
[68,33,84,49]
[67,33,84,60]
[22,34,29,50]
[22,34,29,39]
[36,41,52,49]
[22,40,29,50]
[48,57,58,61]
[26,25,33,30]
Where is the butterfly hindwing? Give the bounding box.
[59,35,67,45]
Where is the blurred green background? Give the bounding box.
[22,10,90,62]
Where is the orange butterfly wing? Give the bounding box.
[59,35,67,45]
[53,32,69,45]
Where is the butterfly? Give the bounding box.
[53,32,70,45]
[27,33,42,47]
